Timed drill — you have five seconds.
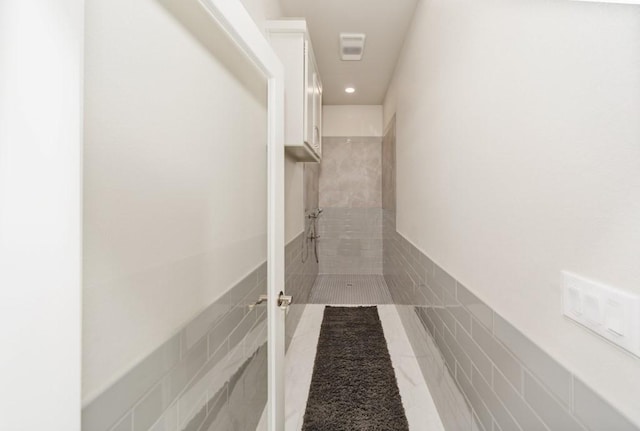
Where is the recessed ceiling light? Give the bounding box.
[345,87,355,94]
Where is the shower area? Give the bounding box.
[305,107,395,305]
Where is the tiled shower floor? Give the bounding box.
[308,274,393,304]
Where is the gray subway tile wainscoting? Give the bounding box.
[383,212,638,431]
[82,116,637,431]
[380,115,636,431]
[82,232,317,431]
[284,231,319,350]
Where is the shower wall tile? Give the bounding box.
[83,231,317,431]
[319,136,382,208]
[284,231,318,350]
[317,207,383,274]
[383,221,639,431]
[303,162,320,213]
[382,118,396,211]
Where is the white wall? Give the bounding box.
[237,0,306,244]
[0,0,83,429]
[323,105,383,137]
[239,0,284,35]
[83,0,283,403]
[385,0,640,424]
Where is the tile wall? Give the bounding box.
[381,115,637,431]
[381,118,396,212]
[319,136,382,208]
[303,162,320,214]
[285,231,319,349]
[384,223,638,431]
[317,207,383,274]
[82,232,317,431]
[317,136,383,275]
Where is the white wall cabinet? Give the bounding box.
[267,20,322,162]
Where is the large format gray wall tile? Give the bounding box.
[319,136,382,208]
[317,135,383,275]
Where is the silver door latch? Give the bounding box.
[249,294,268,310]
[278,291,292,310]
[249,292,293,310]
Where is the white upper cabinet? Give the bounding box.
[266,20,322,162]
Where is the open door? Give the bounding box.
[193,1,288,429]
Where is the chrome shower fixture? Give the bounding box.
[308,208,323,219]
[302,207,323,264]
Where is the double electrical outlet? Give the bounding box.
[562,271,640,358]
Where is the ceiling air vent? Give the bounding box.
[340,33,366,61]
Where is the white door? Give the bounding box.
[0,1,288,430]
[199,1,289,430]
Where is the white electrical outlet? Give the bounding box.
[562,271,640,357]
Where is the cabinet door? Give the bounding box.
[312,72,322,157]
[303,40,314,148]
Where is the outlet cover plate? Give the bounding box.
[562,271,640,357]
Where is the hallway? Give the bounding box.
[3,0,640,430]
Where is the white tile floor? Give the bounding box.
[258,304,445,431]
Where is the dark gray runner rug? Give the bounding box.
[302,306,410,431]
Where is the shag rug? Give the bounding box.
[302,306,410,431]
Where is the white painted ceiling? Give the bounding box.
[280,0,419,105]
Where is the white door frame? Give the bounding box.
[195,1,286,429]
[0,0,84,429]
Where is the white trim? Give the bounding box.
[265,19,309,33]
[0,0,83,429]
[572,0,640,4]
[195,1,286,429]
